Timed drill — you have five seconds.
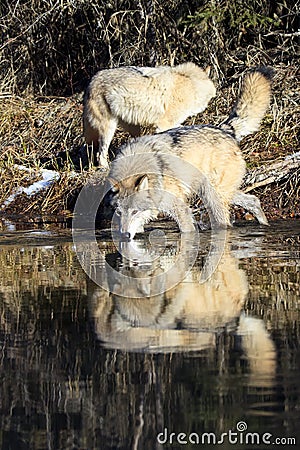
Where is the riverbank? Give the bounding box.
[0,62,299,224]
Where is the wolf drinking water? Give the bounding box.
[107,68,272,239]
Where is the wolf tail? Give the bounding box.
[221,67,273,142]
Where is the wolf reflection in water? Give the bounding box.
[88,235,276,387]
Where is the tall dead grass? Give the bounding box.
[1,0,298,95]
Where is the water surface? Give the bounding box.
[0,220,299,449]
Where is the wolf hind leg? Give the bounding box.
[232,191,269,225]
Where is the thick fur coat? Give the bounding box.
[83,63,216,166]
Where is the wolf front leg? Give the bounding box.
[172,203,197,233]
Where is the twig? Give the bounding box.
[0,4,58,51]
[264,31,300,37]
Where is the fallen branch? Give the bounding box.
[243,151,300,193]
[264,31,300,38]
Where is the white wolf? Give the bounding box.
[83,63,216,166]
[107,68,272,239]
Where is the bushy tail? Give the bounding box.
[221,67,273,142]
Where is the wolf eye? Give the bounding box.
[115,208,121,216]
[132,210,139,215]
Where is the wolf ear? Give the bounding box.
[204,65,211,76]
[135,175,149,191]
[107,177,119,193]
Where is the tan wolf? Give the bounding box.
[107,68,272,239]
[83,63,216,166]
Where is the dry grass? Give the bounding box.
[0,95,83,159]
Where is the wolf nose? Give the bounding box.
[120,231,131,240]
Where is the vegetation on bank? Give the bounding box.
[0,0,299,221]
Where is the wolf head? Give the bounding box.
[175,64,216,115]
[109,174,159,239]
[194,66,216,113]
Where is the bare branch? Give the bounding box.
[243,152,300,192]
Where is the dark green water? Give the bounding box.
[0,220,299,450]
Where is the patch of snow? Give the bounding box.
[285,151,300,161]
[1,167,60,208]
